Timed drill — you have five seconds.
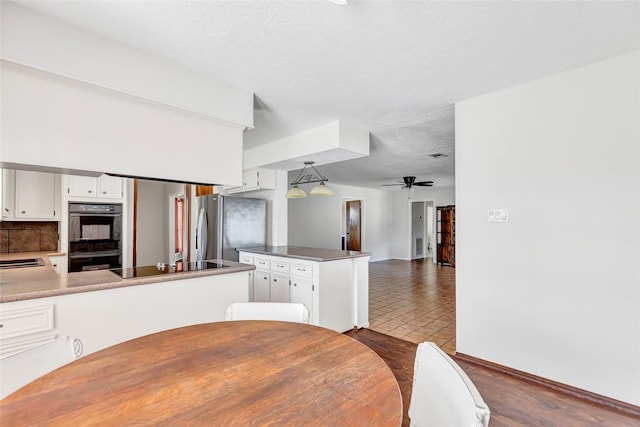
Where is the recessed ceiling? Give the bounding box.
[13,0,640,189]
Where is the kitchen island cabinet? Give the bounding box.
[238,246,370,333]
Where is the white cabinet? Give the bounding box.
[239,251,360,332]
[48,255,68,274]
[1,169,15,220]
[253,271,271,302]
[0,304,56,358]
[270,274,290,303]
[226,168,276,194]
[1,170,60,221]
[290,277,314,323]
[68,175,122,200]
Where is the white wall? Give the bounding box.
[456,51,640,405]
[288,183,392,261]
[1,1,253,127]
[389,187,455,260]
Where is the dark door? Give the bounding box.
[346,200,361,251]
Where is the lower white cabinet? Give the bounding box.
[253,270,271,302]
[239,251,365,332]
[270,274,290,303]
[290,277,314,324]
[48,255,68,274]
[0,304,56,358]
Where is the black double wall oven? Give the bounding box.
[68,203,122,272]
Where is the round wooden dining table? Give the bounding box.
[1,321,402,426]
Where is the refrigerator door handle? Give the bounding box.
[196,207,208,261]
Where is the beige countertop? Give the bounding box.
[238,246,371,262]
[0,252,254,303]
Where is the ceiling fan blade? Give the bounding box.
[414,181,434,186]
[381,183,404,186]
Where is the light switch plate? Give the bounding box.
[488,209,509,223]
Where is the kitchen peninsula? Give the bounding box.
[0,252,254,397]
[238,246,371,333]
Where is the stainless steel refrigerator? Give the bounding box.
[195,194,267,262]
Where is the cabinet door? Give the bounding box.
[242,169,259,191]
[253,271,270,302]
[270,274,290,303]
[247,271,254,302]
[98,175,122,198]
[48,256,68,274]
[1,169,15,220]
[69,176,97,198]
[15,171,55,219]
[290,277,314,323]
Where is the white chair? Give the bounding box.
[408,342,490,427]
[0,336,77,399]
[225,302,310,324]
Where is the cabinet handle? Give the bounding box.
[297,268,306,272]
[88,190,92,193]
[0,324,3,328]
[273,278,277,282]
[102,191,107,194]
[21,211,26,214]
[4,208,8,212]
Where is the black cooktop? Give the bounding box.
[110,261,228,279]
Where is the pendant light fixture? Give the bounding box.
[285,161,334,199]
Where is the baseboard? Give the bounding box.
[455,352,640,418]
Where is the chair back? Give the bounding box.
[0,336,76,399]
[225,302,310,324]
[408,342,490,427]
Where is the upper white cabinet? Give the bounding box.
[226,168,276,194]
[1,169,15,220]
[1,169,60,221]
[67,175,123,200]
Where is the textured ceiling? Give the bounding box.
[14,0,640,189]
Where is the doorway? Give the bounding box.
[343,199,362,251]
[411,200,434,260]
[168,192,187,264]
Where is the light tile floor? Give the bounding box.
[367,258,457,354]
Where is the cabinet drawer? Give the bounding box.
[239,254,254,265]
[0,305,55,340]
[254,258,271,270]
[291,262,313,278]
[271,260,290,274]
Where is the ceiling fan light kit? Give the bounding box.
[285,161,334,199]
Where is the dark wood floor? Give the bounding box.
[346,328,640,427]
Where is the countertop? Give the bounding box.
[0,252,254,303]
[238,246,371,262]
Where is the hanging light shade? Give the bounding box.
[285,185,307,199]
[310,181,334,196]
[286,161,334,199]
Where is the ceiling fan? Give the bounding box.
[382,176,434,189]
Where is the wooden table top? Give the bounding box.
[1,321,402,426]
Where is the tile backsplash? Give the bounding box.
[0,222,59,253]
